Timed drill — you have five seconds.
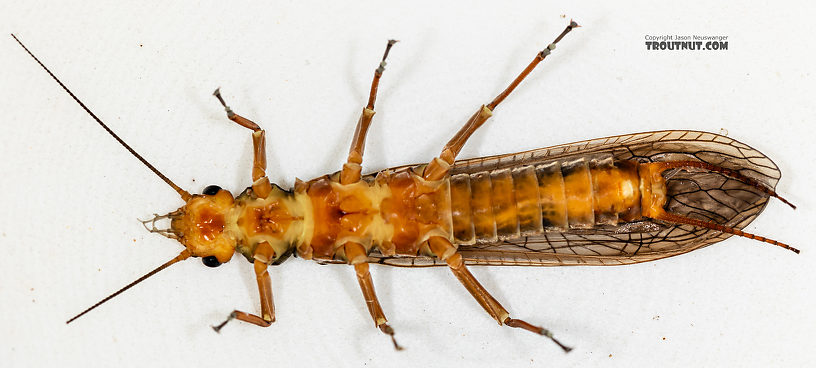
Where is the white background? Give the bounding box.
[1,1,815,367]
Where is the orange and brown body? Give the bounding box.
[173,129,788,270]
[18,23,793,349]
[220,153,669,264]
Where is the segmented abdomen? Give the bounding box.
[448,153,643,245]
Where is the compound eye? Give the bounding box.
[202,256,222,268]
[202,185,222,196]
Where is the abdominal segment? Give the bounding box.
[448,153,643,245]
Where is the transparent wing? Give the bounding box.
[366,130,781,267]
[448,130,780,180]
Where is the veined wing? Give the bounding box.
[368,130,781,267]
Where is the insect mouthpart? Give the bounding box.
[140,211,182,240]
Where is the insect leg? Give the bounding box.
[345,242,402,350]
[212,88,273,198]
[212,242,276,332]
[423,21,579,181]
[340,39,398,185]
[334,40,402,349]
[427,236,572,352]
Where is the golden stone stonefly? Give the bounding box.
[10,21,797,352]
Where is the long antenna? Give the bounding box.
[11,34,192,201]
[66,250,191,324]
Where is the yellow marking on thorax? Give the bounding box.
[331,180,395,250]
[234,188,306,260]
[293,191,314,255]
[300,169,453,260]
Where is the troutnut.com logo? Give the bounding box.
[645,35,729,50]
